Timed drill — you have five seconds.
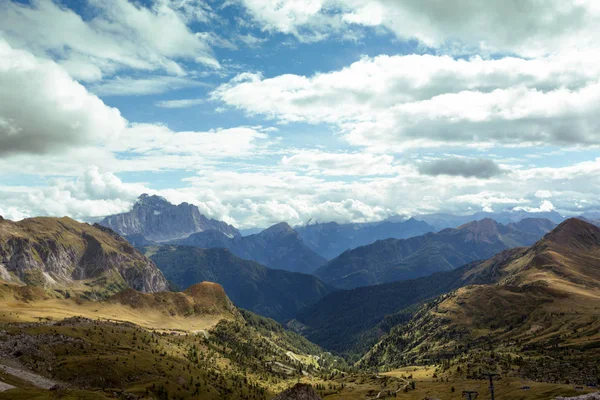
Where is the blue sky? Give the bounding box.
[1,0,600,228]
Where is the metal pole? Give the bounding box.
[485,373,498,400]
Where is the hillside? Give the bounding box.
[175,222,326,274]
[360,219,600,384]
[314,217,556,289]
[0,282,344,400]
[293,248,524,356]
[147,245,332,321]
[0,216,169,297]
[100,194,239,242]
[295,218,434,259]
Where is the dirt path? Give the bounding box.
[0,381,15,392]
[0,364,57,389]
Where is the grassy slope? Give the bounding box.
[293,248,524,357]
[360,219,600,385]
[0,280,346,399]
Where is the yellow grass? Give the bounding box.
[0,298,225,332]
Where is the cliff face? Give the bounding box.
[0,217,169,296]
[99,194,239,242]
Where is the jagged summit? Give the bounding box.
[137,193,169,205]
[100,194,239,242]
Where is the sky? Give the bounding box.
[1,0,600,228]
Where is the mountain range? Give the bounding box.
[174,222,326,274]
[359,218,600,384]
[412,209,566,231]
[313,217,557,289]
[1,213,600,398]
[99,194,239,242]
[146,245,331,321]
[295,217,434,259]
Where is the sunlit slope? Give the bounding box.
[362,219,600,384]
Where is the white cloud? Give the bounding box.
[535,190,553,199]
[111,124,271,159]
[0,0,219,82]
[0,169,146,221]
[3,154,600,227]
[281,150,398,176]
[213,53,600,150]
[0,39,126,155]
[237,0,600,56]
[514,200,555,213]
[0,41,272,175]
[155,98,206,108]
[92,76,208,96]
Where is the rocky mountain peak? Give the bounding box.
[99,195,239,242]
[542,217,600,250]
[136,193,169,206]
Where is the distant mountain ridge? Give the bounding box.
[314,217,557,289]
[294,218,598,359]
[0,216,169,297]
[99,194,239,242]
[295,217,434,259]
[147,245,332,321]
[174,222,326,274]
[413,209,565,230]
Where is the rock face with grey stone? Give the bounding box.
[0,216,169,296]
[100,194,239,242]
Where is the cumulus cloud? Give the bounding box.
[237,0,600,56]
[3,155,600,227]
[0,40,272,169]
[213,53,600,149]
[0,0,219,82]
[418,158,503,179]
[0,168,147,221]
[0,40,126,156]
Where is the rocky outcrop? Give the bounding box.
[99,194,239,242]
[0,216,169,296]
[273,384,322,400]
